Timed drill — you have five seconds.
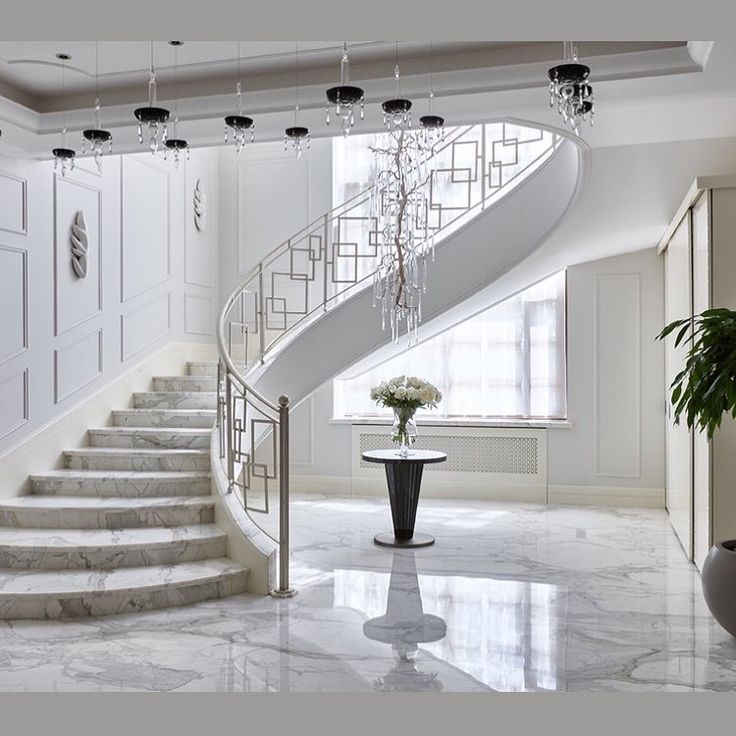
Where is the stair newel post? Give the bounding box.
[272,394,297,598]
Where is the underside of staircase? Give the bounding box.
[0,361,249,620]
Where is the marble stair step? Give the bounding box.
[132,391,217,410]
[152,376,217,392]
[0,558,249,619]
[0,496,214,529]
[0,525,227,569]
[64,448,211,472]
[186,361,218,377]
[112,409,217,429]
[88,427,211,449]
[31,470,211,497]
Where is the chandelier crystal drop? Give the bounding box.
[325,42,364,137]
[81,98,113,169]
[224,43,255,153]
[81,43,112,170]
[285,44,309,159]
[370,128,433,344]
[52,53,76,177]
[284,122,310,159]
[134,42,170,154]
[382,63,412,131]
[547,41,594,136]
[162,41,189,168]
[224,82,255,153]
[419,45,445,147]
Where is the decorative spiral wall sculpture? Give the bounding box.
[70,210,88,279]
[193,178,207,232]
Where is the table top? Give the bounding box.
[361,449,448,465]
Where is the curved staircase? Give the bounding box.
[0,361,249,619]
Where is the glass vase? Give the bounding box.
[392,407,418,457]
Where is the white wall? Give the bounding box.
[217,138,332,307]
[0,147,219,456]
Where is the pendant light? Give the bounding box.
[52,53,76,176]
[325,42,364,137]
[284,42,309,159]
[81,41,113,170]
[134,41,170,153]
[419,42,445,146]
[547,41,594,136]
[381,42,412,130]
[224,41,255,153]
[164,41,189,167]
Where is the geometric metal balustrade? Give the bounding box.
[216,121,563,596]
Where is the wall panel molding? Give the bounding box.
[120,156,171,303]
[184,292,214,336]
[120,291,172,362]
[0,367,29,440]
[0,243,28,366]
[593,273,641,478]
[54,327,104,404]
[53,174,103,336]
[0,170,28,235]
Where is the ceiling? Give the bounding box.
[0,41,686,112]
[2,40,733,159]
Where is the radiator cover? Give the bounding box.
[351,424,548,502]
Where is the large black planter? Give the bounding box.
[702,540,736,637]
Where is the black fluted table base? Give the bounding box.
[361,449,447,549]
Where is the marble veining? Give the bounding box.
[63,448,211,472]
[0,494,734,691]
[132,392,218,410]
[112,409,217,429]
[87,428,211,450]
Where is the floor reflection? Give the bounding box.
[362,553,447,692]
[334,553,566,691]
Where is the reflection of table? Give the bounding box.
[361,449,447,548]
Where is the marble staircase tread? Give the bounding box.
[87,427,211,449]
[112,409,217,429]
[0,525,227,569]
[63,448,211,472]
[0,495,215,529]
[132,391,218,410]
[152,376,218,392]
[30,470,211,497]
[0,558,249,619]
[186,361,219,377]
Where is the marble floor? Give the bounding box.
[0,493,735,692]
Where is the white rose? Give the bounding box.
[418,387,432,404]
[393,387,407,400]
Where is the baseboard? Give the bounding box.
[292,476,665,508]
[547,484,665,508]
[0,340,217,499]
[292,474,547,503]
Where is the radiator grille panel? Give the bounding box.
[358,433,539,475]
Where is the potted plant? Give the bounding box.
[658,308,736,636]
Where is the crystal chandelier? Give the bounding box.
[419,43,444,147]
[382,43,412,131]
[325,42,364,137]
[134,41,170,153]
[163,41,189,167]
[548,41,594,135]
[81,42,113,170]
[284,43,309,159]
[224,42,254,153]
[52,53,76,177]
[370,128,433,344]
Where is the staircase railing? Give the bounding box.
[216,121,564,596]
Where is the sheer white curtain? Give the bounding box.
[333,271,567,419]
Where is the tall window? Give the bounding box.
[333,271,567,420]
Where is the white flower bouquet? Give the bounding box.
[370,376,442,454]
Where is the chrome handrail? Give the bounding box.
[215,121,564,597]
